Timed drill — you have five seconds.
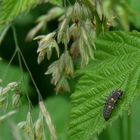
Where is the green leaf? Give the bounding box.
[130,0,140,12]
[69,31,140,140]
[129,0,140,28]
[0,0,47,35]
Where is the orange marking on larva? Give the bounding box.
[108,105,112,109]
[111,98,116,102]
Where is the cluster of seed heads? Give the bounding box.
[27,0,130,93]
[0,81,21,123]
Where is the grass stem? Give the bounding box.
[127,113,131,140]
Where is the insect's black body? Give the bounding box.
[103,90,123,121]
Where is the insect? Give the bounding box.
[103,90,123,121]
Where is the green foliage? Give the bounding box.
[129,0,140,28]
[0,0,63,43]
[0,0,43,34]
[0,0,63,34]
[130,0,140,12]
[69,31,140,140]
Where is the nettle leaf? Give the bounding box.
[69,31,140,140]
[0,0,47,34]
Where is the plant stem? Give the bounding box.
[127,113,131,140]
[119,117,124,140]
[0,25,10,45]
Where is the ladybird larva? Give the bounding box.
[103,90,123,121]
